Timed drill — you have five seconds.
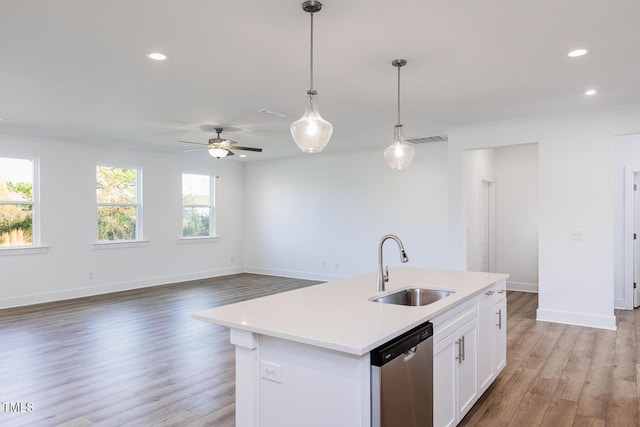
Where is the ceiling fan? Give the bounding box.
[179,127,263,158]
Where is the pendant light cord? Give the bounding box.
[309,10,314,91]
[397,63,401,125]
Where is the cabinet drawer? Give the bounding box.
[432,298,477,345]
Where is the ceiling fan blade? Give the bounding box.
[179,140,208,146]
[182,147,209,152]
[226,150,235,157]
[231,146,263,152]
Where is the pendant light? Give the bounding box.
[384,59,415,170]
[290,1,333,153]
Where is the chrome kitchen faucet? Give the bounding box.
[377,234,409,292]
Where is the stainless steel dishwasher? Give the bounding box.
[371,321,433,427]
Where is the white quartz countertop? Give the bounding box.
[192,267,509,356]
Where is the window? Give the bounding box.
[96,166,141,242]
[182,173,215,238]
[0,157,36,247]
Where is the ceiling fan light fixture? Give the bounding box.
[385,59,415,170]
[290,1,333,153]
[208,147,229,158]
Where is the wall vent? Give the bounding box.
[407,135,448,144]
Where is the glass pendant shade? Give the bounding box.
[290,90,333,153]
[384,124,415,170]
[208,147,228,158]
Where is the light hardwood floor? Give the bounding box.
[460,291,638,427]
[1,275,638,426]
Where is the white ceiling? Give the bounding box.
[2,0,639,161]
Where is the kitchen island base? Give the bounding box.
[193,268,509,427]
[232,329,371,427]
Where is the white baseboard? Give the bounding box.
[507,281,538,293]
[243,266,344,283]
[614,297,632,310]
[0,267,244,309]
[536,308,617,331]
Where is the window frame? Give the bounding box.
[95,164,143,243]
[180,172,217,240]
[0,155,42,253]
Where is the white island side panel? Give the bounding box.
[258,335,371,427]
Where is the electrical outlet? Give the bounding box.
[261,361,283,384]
[569,230,583,240]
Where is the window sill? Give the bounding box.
[92,240,150,250]
[178,236,220,244]
[0,245,49,256]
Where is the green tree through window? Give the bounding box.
[0,157,34,247]
[96,166,139,241]
[182,173,213,237]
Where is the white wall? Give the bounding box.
[613,132,640,309]
[0,136,245,308]
[448,106,640,330]
[243,143,449,281]
[494,144,538,290]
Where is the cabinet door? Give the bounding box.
[477,290,495,394]
[456,319,478,419]
[433,333,458,427]
[494,298,507,374]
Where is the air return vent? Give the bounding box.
[407,135,448,144]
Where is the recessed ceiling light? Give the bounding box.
[146,52,167,61]
[568,49,588,58]
[584,89,597,96]
[239,154,247,158]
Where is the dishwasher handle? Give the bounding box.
[402,346,417,362]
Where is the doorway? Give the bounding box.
[464,144,539,292]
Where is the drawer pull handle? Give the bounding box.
[496,309,502,330]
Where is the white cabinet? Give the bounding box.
[433,335,457,427]
[478,280,507,394]
[494,293,507,373]
[454,319,478,417]
[433,281,507,427]
[433,299,478,427]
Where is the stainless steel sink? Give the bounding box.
[372,287,455,307]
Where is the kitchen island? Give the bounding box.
[193,267,509,427]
